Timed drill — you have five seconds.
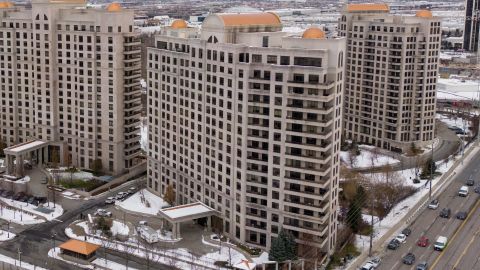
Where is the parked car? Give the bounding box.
[439,208,451,218]
[137,225,159,244]
[395,234,407,244]
[41,178,48,184]
[104,197,115,204]
[401,228,412,236]
[417,236,429,247]
[5,191,14,199]
[27,196,36,205]
[139,220,148,226]
[94,209,112,217]
[416,261,428,270]
[34,196,47,204]
[128,187,136,194]
[116,192,128,200]
[403,253,415,265]
[20,195,29,202]
[0,190,9,198]
[456,211,467,220]
[360,262,375,270]
[13,192,25,201]
[428,199,439,210]
[387,239,400,250]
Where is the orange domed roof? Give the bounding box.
[106,2,122,12]
[302,27,326,39]
[0,1,14,8]
[416,10,432,18]
[171,19,188,29]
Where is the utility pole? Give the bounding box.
[17,247,21,268]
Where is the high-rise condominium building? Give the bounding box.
[464,0,480,51]
[0,0,142,174]
[339,4,441,153]
[147,13,345,259]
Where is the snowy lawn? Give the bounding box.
[67,222,249,269]
[157,229,181,242]
[92,258,139,270]
[0,197,63,221]
[0,229,15,241]
[0,204,43,225]
[340,148,399,168]
[111,220,129,236]
[436,113,471,133]
[116,188,169,215]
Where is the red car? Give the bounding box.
[417,236,429,247]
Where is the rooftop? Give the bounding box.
[4,140,48,154]
[59,239,100,256]
[217,12,281,27]
[159,202,216,222]
[346,3,390,13]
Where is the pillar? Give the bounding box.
[38,149,43,166]
[16,155,24,178]
[207,216,212,231]
[172,222,178,239]
[176,222,181,238]
[6,155,13,175]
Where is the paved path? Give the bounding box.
[355,121,462,173]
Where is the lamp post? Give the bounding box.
[17,247,21,268]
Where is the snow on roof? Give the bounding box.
[159,202,215,221]
[437,91,480,101]
[4,140,48,154]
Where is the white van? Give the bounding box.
[137,225,159,244]
[434,236,447,251]
[458,186,469,197]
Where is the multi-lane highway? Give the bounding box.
[376,147,480,270]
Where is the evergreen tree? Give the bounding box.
[269,229,297,262]
[420,158,436,179]
[346,200,362,233]
[91,159,103,176]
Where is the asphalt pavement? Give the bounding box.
[375,147,480,270]
[0,179,175,270]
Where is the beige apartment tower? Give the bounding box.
[147,13,345,260]
[339,4,441,153]
[0,1,142,174]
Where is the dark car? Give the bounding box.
[403,253,416,265]
[475,185,480,194]
[417,261,428,270]
[456,211,467,220]
[466,179,475,186]
[20,195,29,202]
[5,191,14,199]
[13,192,25,201]
[439,208,451,218]
[27,196,36,204]
[35,196,47,204]
[0,190,10,198]
[387,239,400,250]
[401,228,412,236]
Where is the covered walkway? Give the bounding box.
[159,202,217,238]
[3,140,50,178]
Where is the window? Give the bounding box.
[262,36,269,47]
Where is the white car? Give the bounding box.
[369,257,381,268]
[428,199,439,210]
[360,262,374,270]
[94,209,112,217]
[395,233,407,244]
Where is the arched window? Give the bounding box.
[44,14,48,20]
[207,36,218,43]
[35,14,40,20]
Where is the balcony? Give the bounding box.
[286,80,335,90]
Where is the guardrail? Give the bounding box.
[347,142,480,270]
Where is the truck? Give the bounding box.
[458,186,469,197]
[136,225,159,244]
[434,236,447,251]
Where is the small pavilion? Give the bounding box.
[158,201,217,239]
[59,239,100,262]
[3,140,50,178]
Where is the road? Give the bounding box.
[356,121,462,173]
[375,147,480,270]
[0,179,175,270]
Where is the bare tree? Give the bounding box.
[348,151,357,168]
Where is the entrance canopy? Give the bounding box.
[4,140,49,155]
[159,202,217,239]
[159,201,216,223]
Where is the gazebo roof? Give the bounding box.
[59,239,100,256]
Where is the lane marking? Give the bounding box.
[451,227,480,269]
[430,198,480,269]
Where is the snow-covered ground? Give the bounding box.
[116,188,168,215]
[0,197,63,221]
[92,258,139,270]
[157,230,181,242]
[436,113,471,133]
[0,204,43,225]
[340,148,399,168]
[111,220,129,236]
[47,167,94,181]
[0,229,15,241]
[49,248,92,269]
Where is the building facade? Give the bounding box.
[464,0,480,52]
[339,4,441,153]
[0,0,142,174]
[147,13,345,259]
